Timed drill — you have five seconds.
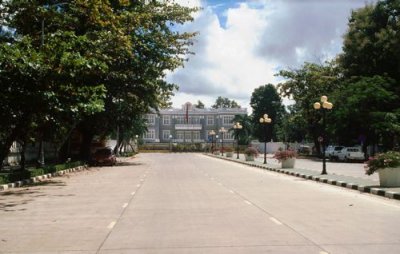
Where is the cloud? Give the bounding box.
[167,0,375,109]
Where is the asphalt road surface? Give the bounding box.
[0,153,399,253]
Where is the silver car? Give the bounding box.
[337,147,365,162]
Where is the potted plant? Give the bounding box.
[224,147,234,157]
[364,151,400,187]
[273,148,297,168]
[244,147,258,161]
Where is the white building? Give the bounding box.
[143,102,247,143]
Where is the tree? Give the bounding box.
[341,0,400,84]
[277,61,342,153]
[229,114,252,145]
[0,0,199,165]
[212,96,241,109]
[194,100,205,109]
[250,84,285,142]
[331,75,399,153]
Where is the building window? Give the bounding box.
[191,116,200,124]
[207,116,214,125]
[176,131,184,140]
[163,115,170,125]
[222,115,234,125]
[163,116,171,125]
[162,130,171,140]
[223,131,233,140]
[175,116,185,124]
[145,114,156,125]
[193,131,200,140]
[185,131,191,140]
[144,129,155,139]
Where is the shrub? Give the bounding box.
[273,149,297,162]
[244,147,259,157]
[364,151,400,175]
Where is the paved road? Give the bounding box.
[0,153,399,253]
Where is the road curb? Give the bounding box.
[205,154,400,201]
[0,165,88,192]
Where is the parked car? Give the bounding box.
[337,147,365,162]
[298,145,312,155]
[325,145,345,161]
[91,147,117,166]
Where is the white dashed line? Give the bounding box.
[244,200,252,205]
[319,251,329,254]
[136,184,141,187]
[140,179,144,182]
[229,190,235,194]
[218,183,222,186]
[122,203,128,208]
[131,191,136,196]
[270,217,283,225]
[107,221,116,229]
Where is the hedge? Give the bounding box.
[0,161,84,185]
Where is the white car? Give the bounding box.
[337,147,365,162]
[325,145,344,160]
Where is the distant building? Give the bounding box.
[143,102,247,143]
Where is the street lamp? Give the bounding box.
[209,130,216,153]
[313,95,334,175]
[216,135,219,151]
[259,114,272,164]
[219,127,227,156]
[233,122,243,159]
[169,134,173,152]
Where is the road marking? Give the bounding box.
[131,191,136,196]
[320,251,329,254]
[218,183,222,186]
[244,200,252,205]
[122,203,128,208]
[211,178,215,180]
[136,184,141,187]
[270,217,283,225]
[107,221,116,229]
[229,190,234,194]
[140,179,144,182]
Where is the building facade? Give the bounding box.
[143,102,247,143]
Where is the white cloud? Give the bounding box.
[167,0,375,110]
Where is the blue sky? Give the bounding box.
[168,0,376,110]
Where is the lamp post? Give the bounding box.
[169,134,173,152]
[233,122,243,159]
[215,135,219,151]
[209,130,216,153]
[259,114,272,164]
[219,127,227,156]
[313,95,333,175]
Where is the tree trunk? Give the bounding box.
[20,141,27,170]
[0,130,19,169]
[80,130,95,162]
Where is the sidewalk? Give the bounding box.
[206,153,400,201]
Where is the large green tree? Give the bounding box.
[341,0,400,83]
[0,0,198,165]
[277,61,342,153]
[250,84,285,142]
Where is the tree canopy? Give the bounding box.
[250,84,284,142]
[0,0,199,165]
[212,96,241,109]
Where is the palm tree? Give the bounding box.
[229,114,252,145]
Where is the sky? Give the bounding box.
[166,0,375,110]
